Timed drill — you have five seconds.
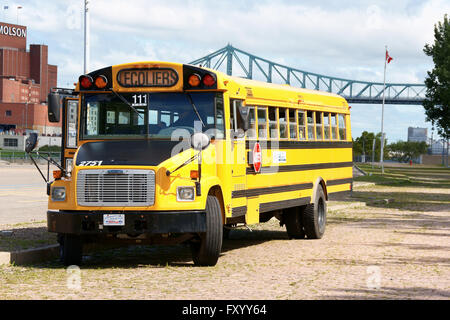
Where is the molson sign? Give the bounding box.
[0,23,27,38]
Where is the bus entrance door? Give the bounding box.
[230,99,247,221]
[231,137,247,221]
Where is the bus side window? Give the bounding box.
[307,111,314,140]
[316,112,323,140]
[339,114,346,140]
[257,107,268,139]
[331,113,338,140]
[298,110,306,140]
[247,106,256,139]
[323,112,331,140]
[279,108,288,139]
[269,107,278,139]
[289,109,297,140]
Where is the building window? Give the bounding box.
[5,110,12,117]
[4,138,18,147]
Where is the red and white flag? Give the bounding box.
[386,50,393,64]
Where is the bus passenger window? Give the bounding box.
[307,111,314,140]
[316,112,323,140]
[331,113,338,140]
[247,107,256,139]
[323,112,331,140]
[257,107,267,139]
[269,107,278,139]
[279,108,288,139]
[289,109,297,140]
[86,103,99,135]
[339,114,346,140]
[298,110,306,140]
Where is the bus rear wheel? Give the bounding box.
[284,206,306,239]
[190,195,223,266]
[59,234,83,266]
[303,185,327,239]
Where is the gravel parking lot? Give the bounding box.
[0,163,449,300]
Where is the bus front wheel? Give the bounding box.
[59,234,83,266]
[190,195,223,266]
[303,185,327,239]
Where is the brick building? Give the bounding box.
[0,21,61,136]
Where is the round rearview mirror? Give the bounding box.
[25,133,38,153]
[191,132,210,151]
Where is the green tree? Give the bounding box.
[423,14,450,140]
[353,131,388,162]
[387,141,428,163]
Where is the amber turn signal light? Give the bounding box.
[188,74,201,87]
[190,170,199,179]
[94,75,108,89]
[53,170,62,179]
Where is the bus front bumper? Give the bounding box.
[47,210,206,235]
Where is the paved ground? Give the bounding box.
[0,163,448,300]
[0,163,50,225]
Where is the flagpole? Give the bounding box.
[380,45,387,175]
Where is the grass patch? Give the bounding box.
[356,164,450,188]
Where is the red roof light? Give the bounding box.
[79,75,93,89]
[202,74,216,87]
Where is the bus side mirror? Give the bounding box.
[48,93,61,123]
[191,132,210,150]
[25,133,38,153]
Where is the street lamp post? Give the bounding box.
[84,1,90,74]
[16,6,22,24]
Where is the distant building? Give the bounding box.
[407,127,427,143]
[0,21,61,139]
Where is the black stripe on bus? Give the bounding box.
[327,177,353,186]
[259,197,311,213]
[246,140,352,150]
[247,161,353,175]
[231,206,247,217]
[232,182,313,199]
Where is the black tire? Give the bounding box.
[60,234,83,266]
[191,195,223,266]
[303,185,327,239]
[284,206,306,239]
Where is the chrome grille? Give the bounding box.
[77,169,155,206]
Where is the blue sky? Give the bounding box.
[2,0,449,142]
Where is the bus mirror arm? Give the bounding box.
[27,152,66,184]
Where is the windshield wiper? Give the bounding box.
[111,90,144,121]
[186,93,205,128]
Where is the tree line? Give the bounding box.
[353,131,427,163]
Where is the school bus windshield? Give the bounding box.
[82,92,225,140]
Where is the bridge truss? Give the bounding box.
[189,45,426,105]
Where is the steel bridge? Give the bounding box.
[189,45,426,105]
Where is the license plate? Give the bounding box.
[103,214,125,226]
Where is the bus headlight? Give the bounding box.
[177,186,195,201]
[51,187,66,201]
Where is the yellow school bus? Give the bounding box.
[39,61,352,266]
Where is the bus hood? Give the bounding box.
[75,140,182,166]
